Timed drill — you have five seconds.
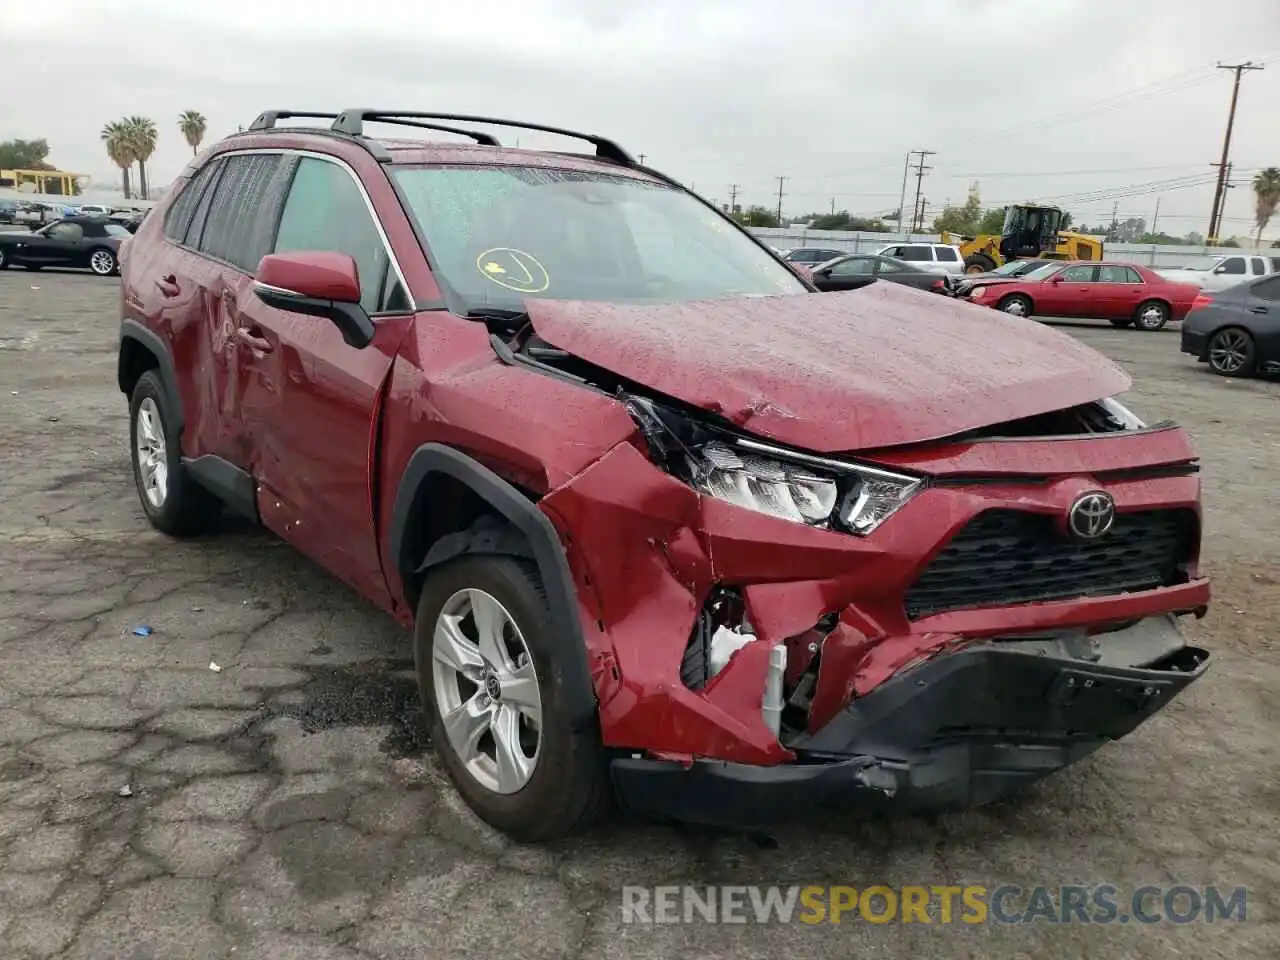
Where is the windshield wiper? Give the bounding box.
[460,307,529,322]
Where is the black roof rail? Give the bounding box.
[248,110,341,131]
[356,118,501,146]
[330,110,634,164]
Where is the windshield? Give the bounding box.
[1023,262,1063,280]
[392,165,807,312]
[993,260,1031,275]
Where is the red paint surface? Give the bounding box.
[525,287,1130,453]
[256,250,362,303]
[121,132,1211,770]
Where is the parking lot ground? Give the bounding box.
[0,271,1277,959]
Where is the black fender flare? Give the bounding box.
[118,319,184,436]
[389,443,597,730]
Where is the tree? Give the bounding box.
[124,116,159,200]
[0,138,54,170]
[1185,231,1206,246]
[1251,167,1280,247]
[178,110,208,157]
[734,205,780,228]
[806,210,888,231]
[932,182,983,235]
[977,207,1006,235]
[100,122,135,200]
[1059,212,1073,230]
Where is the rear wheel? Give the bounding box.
[1133,300,1170,331]
[88,248,118,276]
[415,555,608,841]
[129,370,222,536]
[964,253,997,274]
[1207,327,1256,377]
[997,293,1033,318]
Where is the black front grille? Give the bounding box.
[903,509,1195,620]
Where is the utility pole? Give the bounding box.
[637,153,647,165]
[775,176,787,225]
[728,183,739,214]
[1207,61,1264,242]
[1110,201,1119,239]
[1151,196,1161,235]
[830,197,836,216]
[1212,161,1234,240]
[908,150,934,233]
[897,153,911,239]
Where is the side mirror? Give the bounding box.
[1212,264,1227,274]
[253,251,375,349]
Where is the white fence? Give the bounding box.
[746,226,1276,270]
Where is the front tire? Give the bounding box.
[128,370,221,536]
[414,555,607,841]
[1206,327,1256,377]
[88,248,118,276]
[1133,300,1170,331]
[964,253,997,274]
[998,293,1033,318]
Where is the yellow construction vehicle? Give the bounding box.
[939,203,1104,275]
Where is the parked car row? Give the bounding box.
[0,199,148,233]
[0,215,130,275]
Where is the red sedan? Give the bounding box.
[960,260,1201,330]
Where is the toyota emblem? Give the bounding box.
[1067,491,1116,540]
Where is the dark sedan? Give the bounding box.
[0,216,128,276]
[1180,274,1280,377]
[809,253,955,294]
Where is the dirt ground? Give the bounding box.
[0,270,1277,959]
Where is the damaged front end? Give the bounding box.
[516,316,1212,829]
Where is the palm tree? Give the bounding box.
[178,110,207,157]
[100,121,135,200]
[124,116,159,200]
[1252,168,1280,247]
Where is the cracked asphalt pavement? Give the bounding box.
[0,270,1277,959]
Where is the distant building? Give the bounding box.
[0,168,88,196]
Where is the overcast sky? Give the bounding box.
[3,0,1278,238]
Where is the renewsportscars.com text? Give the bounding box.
[621,884,1248,925]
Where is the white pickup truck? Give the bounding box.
[1154,254,1280,292]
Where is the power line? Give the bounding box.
[1207,61,1265,241]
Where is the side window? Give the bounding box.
[273,157,405,315]
[1219,257,1246,275]
[1251,257,1266,276]
[876,258,904,274]
[47,222,84,241]
[830,258,875,277]
[898,246,931,261]
[1251,277,1280,301]
[1098,265,1140,283]
[935,247,959,262]
[200,153,282,271]
[183,158,225,248]
[164,162,218,243]
[882,247,902,258]
[1059,265,1096,282]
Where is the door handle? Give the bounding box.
[156,274,180,297]
[234,326,274,353]
[1250,306,1268,314]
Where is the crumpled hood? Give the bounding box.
[525,283,1131,453]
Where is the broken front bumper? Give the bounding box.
[611,615,1210,828]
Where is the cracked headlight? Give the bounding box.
[685,441,839,526]
[626,393,924,534]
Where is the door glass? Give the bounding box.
[273,157,401,314]
[1219,258,1246,275]
[876,258,903,273]
[47,222,84,241]
[898,246,931,261]
[830,258,875,277]
[1059,265,1095,282]
[201,154,283,271]
[1097,265,1138,283]
[1250,277,1280,301]
[935,247,959,262]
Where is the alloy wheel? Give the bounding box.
[89,250,116,275]
[1137,303,1167,330]
[431,587,542,795]
[1208,330,1251,374]
[134,397,168,509]
[1002,297,1029,317]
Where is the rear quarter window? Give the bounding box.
[164,162,220,244]
[935,247,959,262]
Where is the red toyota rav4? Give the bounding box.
[117,110,1211,841]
